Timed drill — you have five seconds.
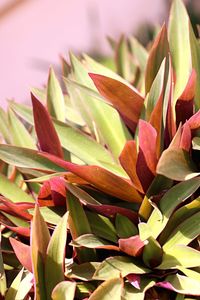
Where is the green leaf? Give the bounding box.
[156,148,200,180]
[159,197,200,244]
[189,23,200,110]
[13,271,33,300]
[47,67,66,122]
[145,24,169,94]
[67,192,96,262]
[8,109,36,149]
[0,107,11,143]
[72,234,119,251]
[115,214,138,238]
[0,145,66,173]
[29,206,65,225]
[67,262,100,281]
[0,173,34,203]
[146,58,165,120]
[163,211,200,250]
[0,231,7,297]
[129,37,148,73]
[157,245,200,269]
[5,268,24,300]
[45,213,68,299]
[93,256,150,280]
[89,278,123,300]
[8,101,34,125]
[192,137,200,150]
[168,0,191,101]
[70,53,131,160]
[86,211,118,243]
[53,119,115,167]
[157,274,200,295]
[31,205,50,300]
[51,281,76,300]
[122,279,156,300]
[142,236,163,268]
[147,178,200,238]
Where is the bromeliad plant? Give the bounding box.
[0,0,200,299]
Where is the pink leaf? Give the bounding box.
[119,235,145,257]
[10,237,32,272]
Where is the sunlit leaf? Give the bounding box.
[31,93,64,158]
[47,67,65,122]
[0,173,34,203]
[89,277,123,300]
[45,213,68,299]
[31,205,50,300]
[51,281,76,300]
[168,0,191,100]
[93,256,149,280]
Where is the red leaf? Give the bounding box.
[5,225,30,237]
[119,141,144,193]
[39,153,142,203]
[145,24,169,94]
[31,93,63,158]
[10,237,32,272]
[187,109,200,130]
[0,197,33,220]
[49,177,66,206]
[119,235,145,257]
[89,73,144,132]
[180,122,191,152]
[136,120,157,192]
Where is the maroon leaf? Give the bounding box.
[119,235,145,257]
[31,93,64,158]
[87,204,138,224]
[119,141,144,193]
[145,24,169,94]
[89,73,144,132]
[175,70,196,126]
[49,176,66,206]
[10,237,32,272]
[40,153,142,203]
[127,274,141,289]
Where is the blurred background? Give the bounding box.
[0,0,199,108]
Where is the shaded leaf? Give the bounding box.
[145,24,169,94]
[115,214,138,238]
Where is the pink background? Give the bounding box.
[0,0,166,108]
